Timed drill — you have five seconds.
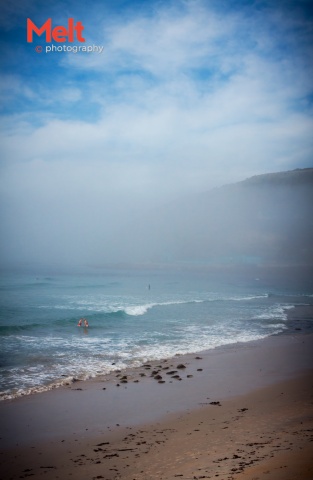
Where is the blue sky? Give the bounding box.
[0,0,313,267]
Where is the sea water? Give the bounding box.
[0,269,312,400]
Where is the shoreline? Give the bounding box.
[1,306,312,479]
[1,303,312,403]
[1,333,313,479]
[1,331,312,444]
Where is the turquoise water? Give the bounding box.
[0,269,312,400]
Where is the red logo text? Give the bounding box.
[27,18,85,43]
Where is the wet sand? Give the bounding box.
[1,307,313,480]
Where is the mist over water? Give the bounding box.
[1,169,312,272]
[1,170,312,403]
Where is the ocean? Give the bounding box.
[0,268,312,401]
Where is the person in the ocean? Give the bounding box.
[77,318,89,327]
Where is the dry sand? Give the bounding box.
[1,309,312,480]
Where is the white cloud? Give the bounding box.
[66,2,237,77]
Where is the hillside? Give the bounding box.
[119,168,313,268]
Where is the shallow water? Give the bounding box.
[0,269,312,400]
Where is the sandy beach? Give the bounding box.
[1,307,312,480]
